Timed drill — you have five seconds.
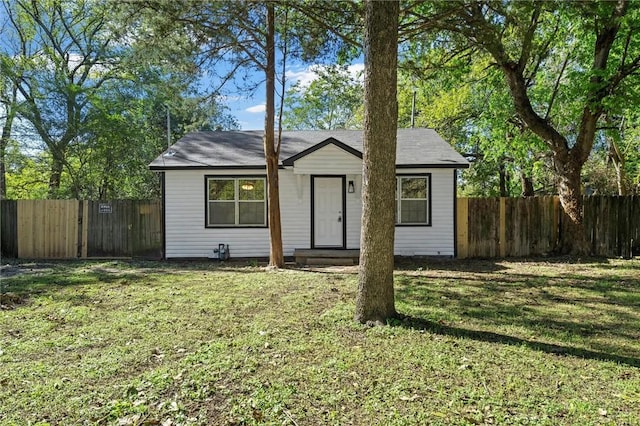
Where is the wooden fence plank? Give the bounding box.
[467,197,500,258]
[4,197,638,260]
[17,200,78,258]
[85,200,163,259]
[456,198,469,259]
[81,200,89,258]
[130,200,163,258]
[17,200,33,258]
[458,194,638,259]
[87,200,131,257]
[499,198,507,257]
[0,200,18,258]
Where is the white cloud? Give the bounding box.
[245,104,266,113]
[286,63,365,88]
[286,67,319,88]
[347,63,365,81]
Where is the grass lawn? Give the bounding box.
[1,258,640,425]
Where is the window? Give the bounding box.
[396,175,430,225]
[207,177,266,227]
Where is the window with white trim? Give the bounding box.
[396,175,430,225]
[207,177,266,227]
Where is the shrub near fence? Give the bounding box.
[457,195,640,259]
[0,199,162,259]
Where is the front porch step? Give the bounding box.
[294,249,360,265]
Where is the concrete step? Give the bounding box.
[294,249,360,265]
[306,257,355,266]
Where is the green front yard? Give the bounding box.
[1,258,639,425]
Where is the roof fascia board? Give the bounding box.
[149,165,274,171]
[396,163,470,169]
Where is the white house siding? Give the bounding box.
[280,171,311,254]
[164,163,456,258]
[164,168,311,258]
[345,175,362,249]
[164,169,272,258]
[394,168,455,256]
[292,144,362,175]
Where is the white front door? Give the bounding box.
[313,177,344,248]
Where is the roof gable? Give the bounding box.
[282,137,362,166]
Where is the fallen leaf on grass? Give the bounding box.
[399,394,420,402]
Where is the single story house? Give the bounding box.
[149,128,469,259]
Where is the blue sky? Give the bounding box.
[219,63,364,130]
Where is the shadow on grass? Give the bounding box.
[393,314,640,368]
[1,263,151,299]
[395,255,630,273]
[393,259,640,368]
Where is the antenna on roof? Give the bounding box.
[166,104,171,149]
[410,90,416,129]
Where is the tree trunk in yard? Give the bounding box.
[498,160,508,197]
[0,107,15,200]
[556,159,590,254]
[520,172,534,197]
[355,0,399,325]
[454,0,631,255]
[48,152,64,197]
[264,2,284,268]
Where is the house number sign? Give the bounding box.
[99,203,112,214]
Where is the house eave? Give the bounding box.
[396,163,470,169]
[150,163,469,171]
[149,164,274,171]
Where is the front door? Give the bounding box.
[312,176,345,248]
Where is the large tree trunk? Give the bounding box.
[355,0,399,325]
[0,108,15,200]
[556,159,590,254]
[520,172,534,197]
[1,85,18,200]
[48,153,64,197]
[498,160,508,197]
[263,2,284,268]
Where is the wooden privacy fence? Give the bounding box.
[457,195,640,259]
[2,196,638,260]
[1,200,162,259]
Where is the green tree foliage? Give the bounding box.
[403,0,640,253]
[131,0,354,267]
[583,109,640,195]
[283,64,363,130]
[0,0,236,200]
[131,0,295,267]
[397,57,552,197]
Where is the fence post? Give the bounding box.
[456,198,469,259]
[552,196,561,251]
[82,200,89,258]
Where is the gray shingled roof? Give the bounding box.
[149,128,469,170]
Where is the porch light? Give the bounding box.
[241,183,254,190]
[348,180,355,193]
